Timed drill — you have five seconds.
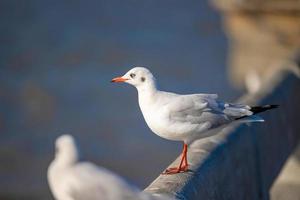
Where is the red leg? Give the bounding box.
[182,143,188,171]
[163,143,189,174]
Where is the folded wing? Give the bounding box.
[166,93,255,132]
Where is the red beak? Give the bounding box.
[111,77,129,83]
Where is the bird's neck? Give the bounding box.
[137,80,158,99]
[54,150,79,168]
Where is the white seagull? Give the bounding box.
[48,134,160,200]
[112,67,278,174]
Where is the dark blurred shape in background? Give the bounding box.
[0,1,237,199]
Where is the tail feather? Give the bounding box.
[235,104,279,120]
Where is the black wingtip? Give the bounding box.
[250,104,279,114]
[235,104,278,120]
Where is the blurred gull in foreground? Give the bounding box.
[48,134,167,200]
[112,67,278,174]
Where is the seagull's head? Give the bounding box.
[112,67,157,91]
[54,134,79,165]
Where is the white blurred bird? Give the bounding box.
[48,134,164,200]
[112,67,278,174]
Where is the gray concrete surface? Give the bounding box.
[144,73,300,200]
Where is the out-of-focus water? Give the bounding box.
[0,0,240,199]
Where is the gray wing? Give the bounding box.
[67,163,143,200]
[166,94,253,130]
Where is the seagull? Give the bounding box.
[48,134,163,200]
[111,67,278,174]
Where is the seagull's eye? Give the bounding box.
[141,77,145,82]
[130,73,136,78]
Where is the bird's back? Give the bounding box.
[65,162,142,200]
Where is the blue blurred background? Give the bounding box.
[0,0,241,199]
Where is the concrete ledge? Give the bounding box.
[144,74,300,200]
